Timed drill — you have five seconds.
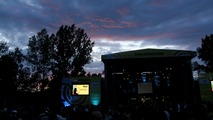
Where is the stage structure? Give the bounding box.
[101,48,197,105]
[61,77,101,107]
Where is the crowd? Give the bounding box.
[1,98,213,120]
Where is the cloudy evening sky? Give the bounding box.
[0,0,213,74]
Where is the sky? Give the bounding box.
[0,0,213,74]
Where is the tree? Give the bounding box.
[0,41,9,56]
[27,29,53,80]
[52,24,95,77]
[27,29,52,77]
[26,24,94,117]
[10,48,31,91]
[27,24,95,79]
[192,61,205,73]
[0,43,19,106]
[197,34,213,72]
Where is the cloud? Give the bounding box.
[0,0,213,73]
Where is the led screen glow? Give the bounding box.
[137,82,153,94]
[72,84,89,95]
[211,81,213,92]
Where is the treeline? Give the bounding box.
[0,24,97,94]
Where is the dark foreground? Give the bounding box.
[1,100,213,120]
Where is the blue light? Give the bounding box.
[91,99,100,106]
[90,95,101,106]
[63,101,71,107]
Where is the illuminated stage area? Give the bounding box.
[101,48,197,105]
[61,77,101,107]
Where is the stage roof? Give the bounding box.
[101,48,197,61]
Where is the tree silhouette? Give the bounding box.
[0,55,18,107]
[192,61,205,73]
[197,34,213,72]
[26,24,95,114]
[0,41,9,56]
[52,24,95,77]
[27,29,53,80]
[0,42,29,106]
[27,24,95,80]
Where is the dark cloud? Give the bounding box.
[0,0,213,73]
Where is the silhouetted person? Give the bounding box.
[73,88,78,95]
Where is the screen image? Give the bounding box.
[72,84,90,95]
[211,81,213,92]
[137,82,153,94]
